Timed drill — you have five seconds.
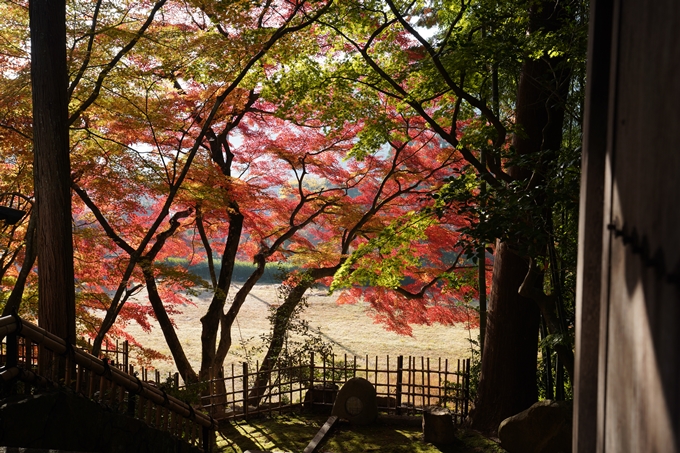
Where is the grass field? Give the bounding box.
[123,284,478,376]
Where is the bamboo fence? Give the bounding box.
[191,352,470,423]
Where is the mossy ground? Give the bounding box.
[215,413,506,453]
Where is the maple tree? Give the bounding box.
[0,0,585,433]
[1,0,480,387]
[53,0,478,392]
[306,0,585,433]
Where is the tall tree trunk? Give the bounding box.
[471,242,540,434]
[30,0,75,378]
[247,268,335,406]
[141,263,198,383]
[246,280,311,406]
[470,0,570,435]
[199,204,243,382]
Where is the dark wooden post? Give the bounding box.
[202,425,212,453]
[396,355,403,415]
[127,364,136,416]
[123,340,129,371]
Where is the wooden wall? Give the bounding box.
[575,1,680,451]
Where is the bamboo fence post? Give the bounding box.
[231,363,236,415]
[75,363,83,394]
[363,354,368,380]
[464,358,470,417]
[420,356,425,408]
[426,357,431,407]
[396,355,403,415]
[208,367,214,416]
[372,356,376,388]
[386,355,391,412]
[437,357,442,406]
[127,365,136,416]
[408,357,414,414]
[242,362,249,420]
[309,351,315,389]
[455,359,462,414]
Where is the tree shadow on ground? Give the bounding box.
[215,414,505,453]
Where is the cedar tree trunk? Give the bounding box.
[470,0,571,435]
[30,0,76,377]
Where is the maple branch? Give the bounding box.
[323,7,508,187]
[214,250,267,365]
[205,89,259,175]
[387,0,507,144]
[257,0,275,28]
[71,182,135,256]
[68,0,168,126]
[330,75,403,101]
[143,208,193,262]
[395,250,464,299]
[67,0,103,99]
[107,207,195,376]
[1,209,36,316]
[195,204,217,288]
[434,0,470,58]
[269,199,336,254]
[341,130,456,254]
[0,122,32,141]
[90,0,331,364]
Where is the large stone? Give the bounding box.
[331,377,377,425]
[498,399,573,453]
[303,383,338,414]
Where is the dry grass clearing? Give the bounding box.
[124,285,478,376]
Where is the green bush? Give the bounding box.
[164,258,299,284]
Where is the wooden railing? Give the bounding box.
[0,314,215,452]
[194,353,470,423]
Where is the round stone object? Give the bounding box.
[331,377,378,425]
